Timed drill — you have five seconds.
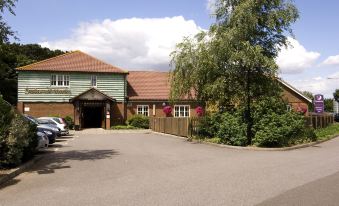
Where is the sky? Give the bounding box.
[3,0,339,98]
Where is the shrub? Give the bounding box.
[196,114,219,138]
[252,112,305,147]
[216,112,247,146]
[64,116,74,130]
[163,106,172,116]
[127,115,149,129]
[0,95,37,167]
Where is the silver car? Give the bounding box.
[38,117,69,135]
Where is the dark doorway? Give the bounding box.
[83,106,103,128]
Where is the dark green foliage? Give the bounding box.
[64,116,74,130]
[216,112,247,146]
[0,43,65,104]
[324,98,333,112]
[0,95,37,168]
[334,89,339,102]
[127,115,149,129]
[252,112,305,147]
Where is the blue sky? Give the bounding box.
[4,0,339,97]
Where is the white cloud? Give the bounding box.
[322,55,339,66]
[286,73,339,98]
[40,16,203,70]
[276,37,320,74]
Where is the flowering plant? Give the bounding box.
[195,106,204,116]
[163,106,172,115]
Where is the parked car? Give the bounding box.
[37,119,62,137]
[24,115,58,144]
[38,117,69,135]
[36,131,49,149]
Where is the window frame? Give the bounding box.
[50,74,70,87]
[91,75,97,87]
[174,105,190,117]
[137,105,149,116]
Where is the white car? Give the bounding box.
[38,117,69,135]
[36,131,49,149]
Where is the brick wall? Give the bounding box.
[127,101,200,119]
[282,87,310,114]
[18,102,74,118]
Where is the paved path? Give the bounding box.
[1,132,339,206]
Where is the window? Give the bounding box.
[51,74,70,87]
[51,75,57,86]
[174,105,190,117]
[91,75,97,87]
[137,105,149,116]
[287,104,292,112]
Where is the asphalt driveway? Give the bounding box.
[1,131,339,206]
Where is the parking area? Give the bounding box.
[1,131,339,206]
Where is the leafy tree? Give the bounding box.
[334,89,339,102]
[0,0,17,43]
[324,98,333,112]
[0,43,65,104]
[171,0,299,144]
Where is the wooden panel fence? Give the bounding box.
[150,114,335,137]
[305,113,334,129]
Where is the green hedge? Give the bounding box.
[0,95,37,168]
[126,115,149,129]
[196,97,315,148]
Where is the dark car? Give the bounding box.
[24,115,58,144]
[37,119,62,137]
[335,113,339,122]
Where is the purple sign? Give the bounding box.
[314,94,324,113]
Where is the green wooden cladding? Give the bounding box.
[18,71,126,102]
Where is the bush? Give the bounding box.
[216,112,247,146]
[64,116,74,130]
[252,112,305,147]
[127,115,149,129]
[0,95,37,168]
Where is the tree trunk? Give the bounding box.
[245,68,253,145]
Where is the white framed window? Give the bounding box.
[51,75,57,86]
[137,105,149,116]
[174,105,190,117]
[51,74,70,87]
[287,104,292,112]
[91,75,97,87]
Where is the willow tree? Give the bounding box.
[170,0,299,144]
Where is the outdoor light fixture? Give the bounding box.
[162,102,166,107]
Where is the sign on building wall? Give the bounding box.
[314,94,324,113]
[25,88,71,94]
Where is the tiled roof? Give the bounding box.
[127,71,171,100]
[16,51,127,74]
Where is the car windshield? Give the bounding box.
[53,118,62,124]
[38,119,49,124]
[26,116,39,124]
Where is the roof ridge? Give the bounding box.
[77,51,128,73]
[16,50,79,70]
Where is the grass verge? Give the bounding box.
[111,125,138,130]
[315,123,339,141]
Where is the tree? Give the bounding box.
[171,0,299,144]
[0,0,17,43]
[302,90,314,112]
[324,98,333,113]
[334,89,339,102]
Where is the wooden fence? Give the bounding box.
[150,114,335,137]
[305,113,334,129]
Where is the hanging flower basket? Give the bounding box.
[195,106,204,117]
[163,106,172,116]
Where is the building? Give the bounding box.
[16,51,198,129]
[16,51,311,129]
[334,100,339,114]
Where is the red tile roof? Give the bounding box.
[127,71,171,100]
[16,50,127,74]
